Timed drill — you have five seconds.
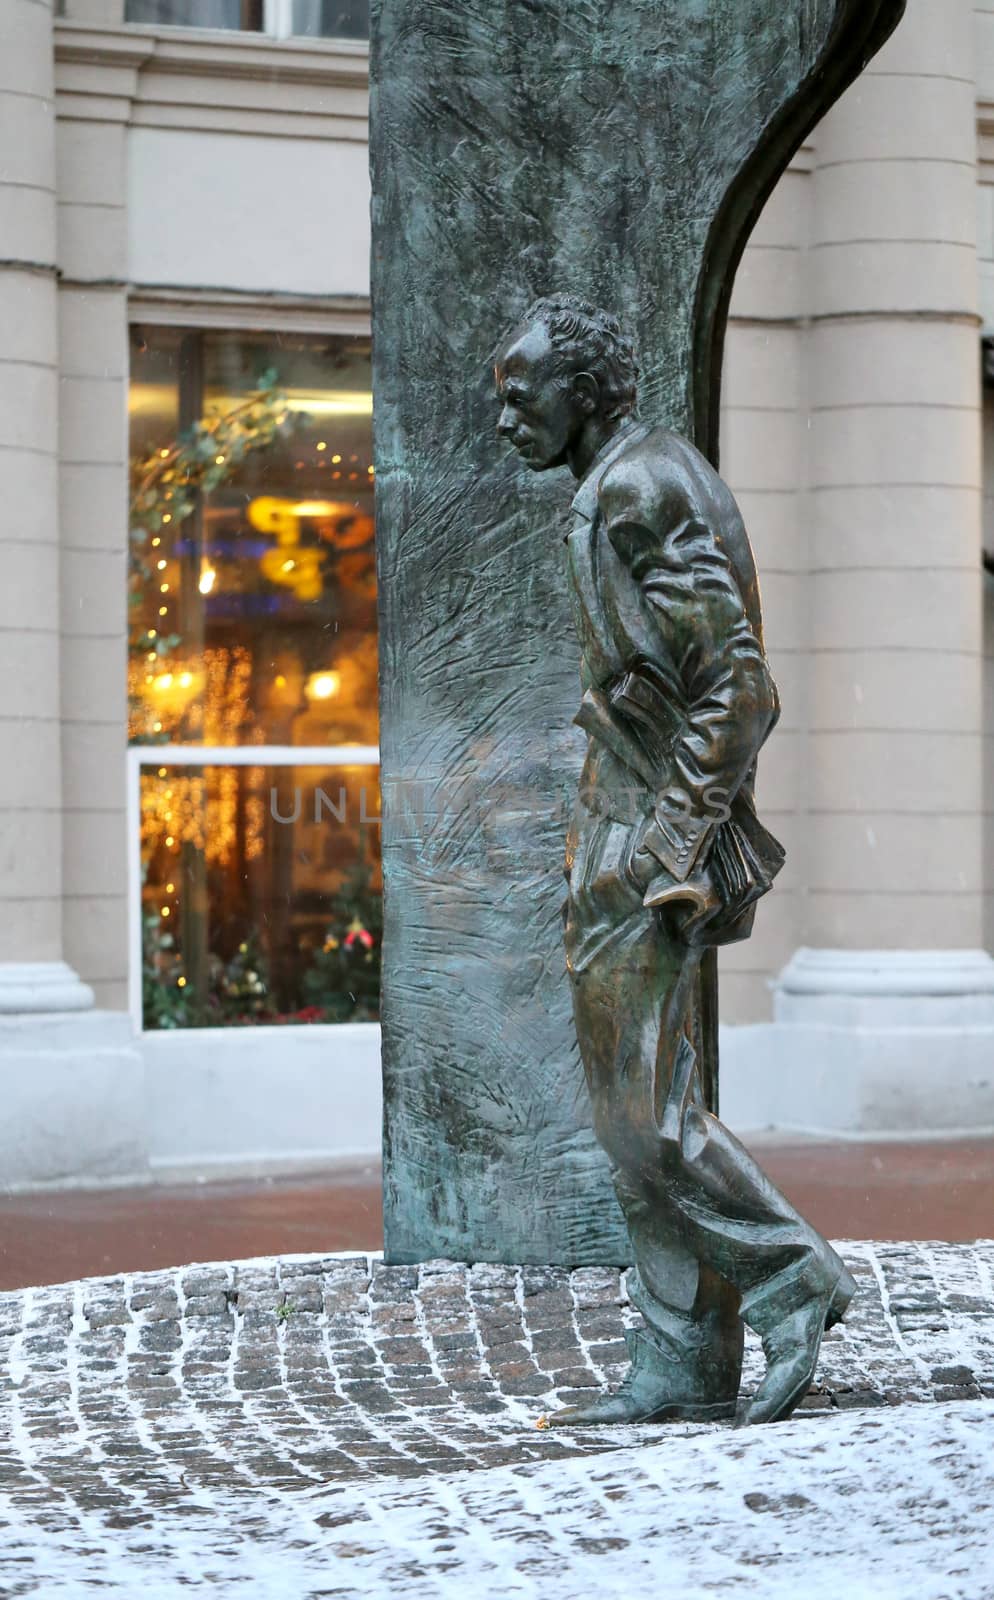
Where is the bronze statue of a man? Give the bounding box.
[494,294,855,1426]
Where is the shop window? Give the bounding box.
[129,326,379,1029]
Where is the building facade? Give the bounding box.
[1,0,993,1186]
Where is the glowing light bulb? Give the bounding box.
[306,671,341,701]
[199,564,216,596]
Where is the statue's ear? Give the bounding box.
[570,370,600,416]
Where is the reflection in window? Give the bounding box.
[129,327,379,1029]
[125,0,264,27]
[141,763,381,1028]
[292,0,369,39]
[129,327,377,749]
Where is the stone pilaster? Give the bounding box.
[0,0,91,1009]
[805,0,984,951]
[720,149,813,1022]
[0,1,144,1190]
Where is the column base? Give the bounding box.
[720,949,994,1136]
[0,1010,147,1189]
[0,961,95,1013]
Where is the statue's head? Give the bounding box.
[494,294,639,472]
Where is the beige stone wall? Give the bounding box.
[57,278,130,1012]
[720,0,987,1021]
[720,154,812,1023]
[55,38,131,1010]
[49,18,371,1014]
[0,0,63,964]
[11,0,987,1027]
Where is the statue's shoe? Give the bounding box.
[537,1327,739,1429]
[738,1265,856,1427]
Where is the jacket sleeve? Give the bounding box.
[600,474,779,885]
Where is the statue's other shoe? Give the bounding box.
[538,1327,738,1429]
[738,1265,856,1427]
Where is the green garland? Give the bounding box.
[131,371,382,1029]
[129,370,294,684]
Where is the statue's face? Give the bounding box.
[494,323,585,472]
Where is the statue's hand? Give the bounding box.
[628,792,713,889]
[629,814,722,940]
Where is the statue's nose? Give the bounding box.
[497,407,516,438]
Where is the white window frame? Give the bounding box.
[118,0,344,38]
[127,743,380,1033]
[262,0,294,37]
[267,0,352,38]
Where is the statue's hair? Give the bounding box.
[516,294,639,420]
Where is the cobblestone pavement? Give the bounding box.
[1,1243,993,1597]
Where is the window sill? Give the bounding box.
[55,16,369,89]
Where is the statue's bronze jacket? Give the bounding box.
[565,418,786,955]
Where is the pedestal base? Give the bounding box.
[721,949,994,1136]
[0,961,95,1014]
[0,1010,146,1188]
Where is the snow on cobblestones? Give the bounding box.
[0,1243,992,1597]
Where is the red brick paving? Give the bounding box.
[0,1139,991,1292]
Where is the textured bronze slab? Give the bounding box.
[371,0,905,1264]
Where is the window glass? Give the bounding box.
[129,327,378,1029]
[292,0,369,39]
[129,327,377,750]
[125,0,264,29]
[141,762,381,1028]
